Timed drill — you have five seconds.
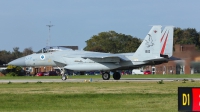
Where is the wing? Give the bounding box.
[54,61,66,66]
[81,54,129,62]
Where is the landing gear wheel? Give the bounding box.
[102,72,110,80]
[113,72,121,80]
[61,75,67,80]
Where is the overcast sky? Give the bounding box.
[0,0,199,52]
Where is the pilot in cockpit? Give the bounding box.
[43,48,47,53]
[49,47,53,52]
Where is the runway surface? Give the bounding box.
[0,78,200,83]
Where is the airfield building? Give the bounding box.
[150,44,200,74]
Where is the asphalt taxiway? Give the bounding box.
[0,78,200,83]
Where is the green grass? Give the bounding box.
[0,81,199,112]
[0,93,176,112]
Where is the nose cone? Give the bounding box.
[8,57,26,66]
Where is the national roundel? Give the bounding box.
[40,54,45,60]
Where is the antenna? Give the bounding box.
[46,21,54,46]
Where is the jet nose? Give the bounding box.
[8,57,26,66]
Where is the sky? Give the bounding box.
[0,0,200,52]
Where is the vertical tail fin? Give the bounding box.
[160,26,174,57]
[134,25,162,60]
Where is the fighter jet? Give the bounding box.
[8,25,174,80]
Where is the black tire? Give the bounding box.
[102,72,110,80]
[61,75,67,80]
[113,72,121,80]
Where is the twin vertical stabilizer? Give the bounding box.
[133,25,174,60]
[160,26,174,57]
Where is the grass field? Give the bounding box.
[0,76,199,112]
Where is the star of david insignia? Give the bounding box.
[41,55,44,59]
[40,54,45,60]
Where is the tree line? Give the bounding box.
[1,27,200,65]
[84,27,200,53]
[84,31,141,53]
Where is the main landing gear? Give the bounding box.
[102,72,110,80]
[102,71,121,80]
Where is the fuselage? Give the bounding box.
[9,50,149,71]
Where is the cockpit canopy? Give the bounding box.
[37,46,72,53]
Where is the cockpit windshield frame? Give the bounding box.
[36,46,72,53]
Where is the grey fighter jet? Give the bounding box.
[8,25,174,80]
